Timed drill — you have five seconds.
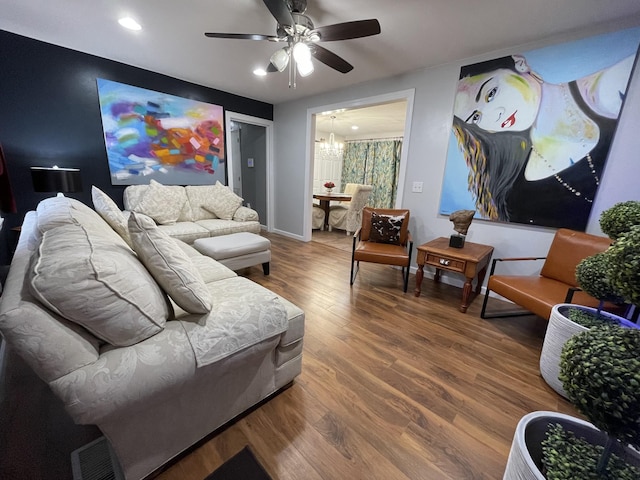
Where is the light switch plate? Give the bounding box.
[412,181,423,193]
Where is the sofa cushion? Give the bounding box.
[91,185,133,247]
[135,180,187,225]
[179,276,288,367]
[155,222,210,244]
[195,218,261,237]
[129,212,212,314]
[29,223,170,346]
[202,182,243,220]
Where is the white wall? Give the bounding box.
[272,21,640,288]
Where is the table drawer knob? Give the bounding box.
[439,259,450,266]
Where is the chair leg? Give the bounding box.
[480,288,535,319]
[402,265,409,293]
[350,261,359,286]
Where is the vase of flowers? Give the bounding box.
[324,181,335,193]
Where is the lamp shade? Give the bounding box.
[270,47,290,72]
[31,166,82,193]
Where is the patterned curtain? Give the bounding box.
[340,138,402,208]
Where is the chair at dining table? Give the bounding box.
[312,203,325,230]
[328,184,373,235]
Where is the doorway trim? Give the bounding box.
[303,89,416,241]
[225,112,275,231]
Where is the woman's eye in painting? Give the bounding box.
[485,87,497,103]
[469,110,482,124]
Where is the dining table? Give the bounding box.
[313,192,352,230]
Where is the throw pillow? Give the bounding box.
[369,212,405,245]
[135,179,186,225]
[128,212,213,314]
[91,185,133,248]
[185,185,219,221]
[202,181,243,220]
[29,223,169,346]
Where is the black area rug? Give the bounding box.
[205,446,272,480]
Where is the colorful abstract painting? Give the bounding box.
[440,27,640,231]
[96,79,225,185]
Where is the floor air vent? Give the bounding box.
[71,436,124,480]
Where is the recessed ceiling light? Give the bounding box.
[351,125,359,130]
[253,68,267,76]
[118,17,142,31]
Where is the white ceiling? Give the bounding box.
[3,0,640,111]
[315,101,408,138]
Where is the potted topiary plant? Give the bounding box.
[540,201,640,398]
[504,325,640,479]
[599,200,640,241]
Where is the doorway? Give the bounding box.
[306,89,415,242]
[225,112,274,230]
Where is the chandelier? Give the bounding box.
[322,116,344,156]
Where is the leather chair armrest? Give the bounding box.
[565,286,582,303]
[352,227,362,252]
[488,256,547,276]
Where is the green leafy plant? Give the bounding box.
[599,200,640,241]
[558,325,640,475]
[575,251,624,313]
[542,424,640,479]
[606,225,640,307]
[566,307,621,329]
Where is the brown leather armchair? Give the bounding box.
[480,228,616,320]
[351,207,413,292]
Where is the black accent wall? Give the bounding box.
[0,30,273,264]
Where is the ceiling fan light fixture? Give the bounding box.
[293,42,314,77]
[296,57,314,77]
[292,42,311,63]
[270,47,290,72]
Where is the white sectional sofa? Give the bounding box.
[123,180,261,244]
[0,194,304,480]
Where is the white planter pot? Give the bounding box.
[539,304,634,399]
[539,304,589,398]
[503,411,640,479]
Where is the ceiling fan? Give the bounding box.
[204,0,381,87]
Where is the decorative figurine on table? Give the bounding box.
[448,209,475,248]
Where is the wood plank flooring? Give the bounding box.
[157,231,577,480]
[0,230,578,480]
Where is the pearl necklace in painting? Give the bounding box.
[531,146,599,203]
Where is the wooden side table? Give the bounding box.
[414,237,494,313]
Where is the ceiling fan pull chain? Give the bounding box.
[290,56,297,89]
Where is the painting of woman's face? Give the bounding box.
[454,68,542,132]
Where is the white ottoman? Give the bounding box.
[193,232,271,275]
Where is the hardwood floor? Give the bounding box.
[157,231,577,480]
[0,231,578,480]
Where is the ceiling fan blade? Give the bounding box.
[204,32,279,41]
[311,19,381,42]
[310,45,353,74]
[262,0,295,29]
